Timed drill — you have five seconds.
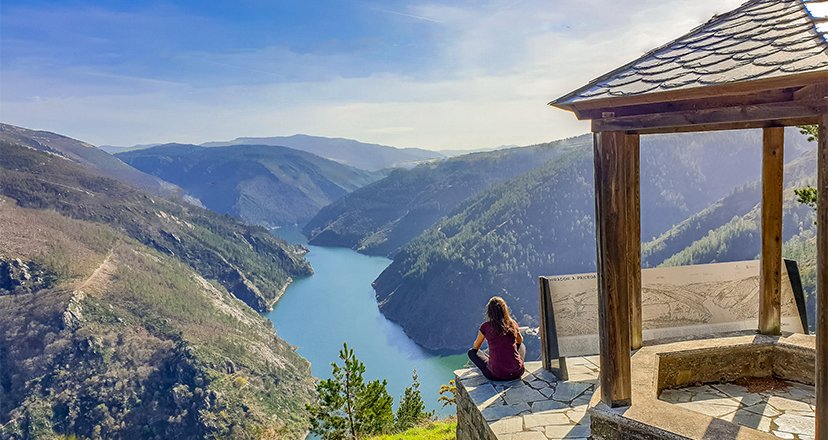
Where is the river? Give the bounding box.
[268,226,467,418]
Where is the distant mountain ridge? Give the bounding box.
[202,134,444,171]
[0,123,181,199]
[99,143,162,154]
[118,143,383,227]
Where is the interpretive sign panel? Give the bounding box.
[539,260,807,364]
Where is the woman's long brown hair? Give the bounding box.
[486,296,518,338]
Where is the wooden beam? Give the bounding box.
[759,127,784,336]
[817,115,828,440]
[594,130,632,407]
[630,117,819,135]
[577,88,798,121]
[626,134,642,350]
[592,99,828,133]
[793,82,828,102]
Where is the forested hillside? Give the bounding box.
[0,199,315,439]
[643,149,819,321]
[0,136,318,437]
[644,151,817,268]
[372,128,815,353]
[118,143,382,227]
[308,129,812,258]
[0,141,312,312]
[304,136,592,256]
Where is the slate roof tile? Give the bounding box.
[553,0,828,107]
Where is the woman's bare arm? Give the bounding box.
[515,322,524,345]
[473,331,485,350]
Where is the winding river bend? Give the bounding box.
[268,226,466,417]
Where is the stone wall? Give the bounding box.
[455,373,498,440]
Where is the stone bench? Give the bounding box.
[455,358,600,440]
[589,332,817,440]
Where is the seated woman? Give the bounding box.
[468,296,526,381]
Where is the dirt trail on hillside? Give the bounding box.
[76,242,118,294]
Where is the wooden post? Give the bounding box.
[594,130,632,407]
[626,134,642,350]
[817,116,828,440]
[759,127,784,335]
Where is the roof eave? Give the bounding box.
[549,70,828,119]
[548,100,576,112]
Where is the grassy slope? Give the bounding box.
[369,419,456,440]
[0,199,314,439]
[117,143,383,227]
[0,141,311,312]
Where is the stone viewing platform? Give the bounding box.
[455,357,599,440]
[455,334,818,439]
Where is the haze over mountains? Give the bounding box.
[204,134,444,171]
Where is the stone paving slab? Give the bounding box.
[456,360,598,440]
[659,379,816,440]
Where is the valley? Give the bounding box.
[7,2,828,439]
[267,227,466,418]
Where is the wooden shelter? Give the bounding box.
[551,0,828,437]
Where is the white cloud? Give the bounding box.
[0,0,744,149]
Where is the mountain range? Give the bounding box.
[117,143,383,227]
[304,135,592,256]
[0,124,182,200]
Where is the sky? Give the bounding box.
[0,0,745,150]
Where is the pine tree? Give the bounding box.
[307,342,394,439]
[795,125,819,219]
[394,370,434,432]
[356,378,394,435]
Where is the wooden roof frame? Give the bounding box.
[551,71,828,436]
[547,3,828,437]
[550,70,828,436]
[552,72,828,135]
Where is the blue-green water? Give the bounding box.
[268,227,466,417]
